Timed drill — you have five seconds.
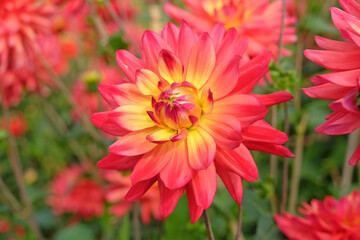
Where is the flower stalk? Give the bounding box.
[203,210,215,240]
[1,97,45,240]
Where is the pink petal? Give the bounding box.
[206,55,241,100]
[303,83,353,100]
[109,105,155,131]
[304,49,360,71]
[164,4,213,32]
[116,50,145,83]
[200,114,242,150]
[316,112,360,135]
[186,184,204,224]
[186,128,216,170]
[125,177,157,201]
[315,36,359,51]
[135,69,161,96]
[185,33,216,89]
[190,162,217,208]
[349,143,360,165]
[142,30,172,73]
[159,180,184,217]
[339,0,360,19]
[90,112,128,136]
[233,52,272,94]
[97,153,140,170]
[161,22,180,51]
[176,21,197,72]
[109,128,157,156]
[98,83,150,108]
[244,142,295,158]
[158,49,184,83]
[160,141,194,190]
[242,120,289,145]
[215,163,243,205]
[215,145,258,182]
[250,91,293,107]
[213,94,268,128]
[131,144,172,184]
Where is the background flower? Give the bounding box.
[164,0,297,60]
[275,190,360,240]
[303,0,360,165]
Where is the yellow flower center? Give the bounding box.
[148,81,213,130]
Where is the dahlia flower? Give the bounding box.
[91,21,294,223]
[103,171,162,224]
[1,34,71,106]
[0,0,56,73]
[1,112,28,137]
[303,0,360,165]
[275,190,360,240]
[164,0,297,59]
[47,165,105,219]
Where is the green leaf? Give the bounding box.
[54,224,95,240]
[117,213,130,240]
[255,214,281,240]
[302,14,338,34]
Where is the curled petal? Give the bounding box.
[146,128,176,144]
[158,49,184,83]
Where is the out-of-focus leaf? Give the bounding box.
[303,14,338,34]
[36,209,59,230]
[162,196,206,240]
[255,214,281,240]
[117,213,130,240]
[54,224,95,240]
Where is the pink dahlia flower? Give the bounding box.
[103,171,163,224]
[303,0,360,165]
[164,0,297,59]
[1,112,28,137]
[91,21,294,223]
[47,165,105,220]
[275,190,360,240]
[0,0,56,73]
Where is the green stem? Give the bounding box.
[340,130,359,195]
[202,210,215,240]
[235,205,243,240]
[288,114,308,213]
[1,101,45,240]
